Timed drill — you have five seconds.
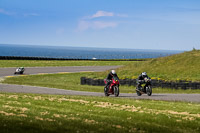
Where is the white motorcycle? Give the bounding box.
[14,67,25,74]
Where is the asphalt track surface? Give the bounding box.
[0,66,200,103]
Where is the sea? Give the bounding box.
[0,44,182,59]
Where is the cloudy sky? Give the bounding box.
[0,0,200,50]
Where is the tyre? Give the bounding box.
[104,87,109,96]
[114,86,119,97]
[136,86,142,96]
[146,86,152,96]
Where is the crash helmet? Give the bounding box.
[142,72,147,77]
[111,70,116,75]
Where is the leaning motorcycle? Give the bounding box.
[14,67,25,74]
[136,77,152,96]
[104,76,120,97]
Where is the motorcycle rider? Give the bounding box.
[19,67,25,71]
[15,67,25,74]
[137,72,150,92]
[105,70,119,92]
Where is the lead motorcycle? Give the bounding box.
[104,76,120,97]
[14,67,25,74]
[136,77,152,96]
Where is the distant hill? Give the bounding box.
[114,49,200,81]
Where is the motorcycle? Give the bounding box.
[136,77,152,96]
[14,67,25,74]
[104,76,120,97]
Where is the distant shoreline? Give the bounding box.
[0,44,182,60]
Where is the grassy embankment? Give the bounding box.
[90,49,200,81]
[0,92,199,133]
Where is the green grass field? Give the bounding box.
[0,92,199,133]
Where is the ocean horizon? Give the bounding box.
[0,44,183,59]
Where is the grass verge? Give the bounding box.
[0,92,199,133]
[0,60,135,67]
[2,72,200,93]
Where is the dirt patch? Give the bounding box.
[8,95,18,100]
[93,101,139,112]
[58,98,90,104]
[84,119,98,124]
[40,111,50,115]
[0,111,15,116]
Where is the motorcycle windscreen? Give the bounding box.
[113,76,119,81]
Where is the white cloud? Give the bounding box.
[0,8,39,17]
[0,8,15,16]
[89,10,128,19]
[77,10,127,31]
[91,11,114,18]
[92,21,117,29]
[77,20,117,31]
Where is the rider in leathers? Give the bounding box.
[137,72,150,92]
[105,70,119,92]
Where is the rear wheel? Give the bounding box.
[114,86,119,97]
[146,86,152,96]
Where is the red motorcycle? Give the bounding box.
[104,76,120,97]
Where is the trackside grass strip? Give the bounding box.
[0,60,135,67]
[0,93,199,133]
[2,72,200,94]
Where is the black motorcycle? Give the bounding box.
[136,77,152,96]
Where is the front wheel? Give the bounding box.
[136,86,142,96]
[104,87,109,96]
[113,86,119,97]
[146,86,152,96]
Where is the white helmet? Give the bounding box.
[142,72,147,77]
[111,70,116,74]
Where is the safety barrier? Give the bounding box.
[80,77,200,90]
[0,56,146,61]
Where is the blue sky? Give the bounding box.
[0,0,200,50]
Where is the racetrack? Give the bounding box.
[0,66,121,77]
[0,66,200,103]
